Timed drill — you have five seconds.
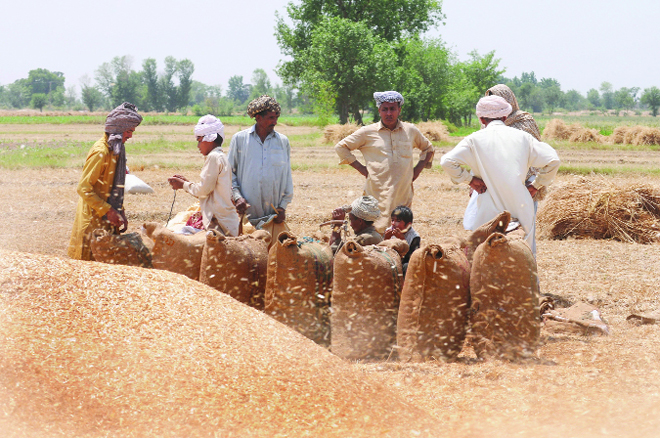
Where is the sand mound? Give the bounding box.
[537,178,660,243]
[0,251,441,438]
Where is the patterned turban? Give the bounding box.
[246,95,281,118]
[475,95,512,119]
[373,91,404,108]
[194,114,225,143]
[105,102,142,154]
[351,196,381,222]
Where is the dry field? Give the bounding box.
[1,124,660,437]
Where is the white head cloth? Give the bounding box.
[194,114,225,142]
[351,196,381,222]
[373,91,404,108]
[475,95,512,119]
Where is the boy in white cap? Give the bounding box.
[440,95,560,256]
[168,115,240,236]
[329,195,383,254]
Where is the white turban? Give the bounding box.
[351,196,381,222]
[475,95,512,119]
[373,91,404,108]
[194,114,225,143]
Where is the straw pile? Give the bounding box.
[0,250,442,438]
[415,121,451,142]
[542,119,604,143]
[323,123,360,144]
[537,178,660,243]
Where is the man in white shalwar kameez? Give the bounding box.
[440,95,560,256]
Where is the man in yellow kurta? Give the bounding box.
[68,102,143,260]
[334,91,435,233]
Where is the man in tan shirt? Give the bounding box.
[334,91,435,233]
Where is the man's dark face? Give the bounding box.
[378,102,401,130]
[255,111,279,135]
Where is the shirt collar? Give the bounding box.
[377,120,403,132]
[487,120,506,128]
[249,124,277,140]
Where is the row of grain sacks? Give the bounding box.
[90,212,540,362]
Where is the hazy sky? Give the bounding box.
[2,0,658,96]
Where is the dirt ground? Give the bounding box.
[1,124,660,437]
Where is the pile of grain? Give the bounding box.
[0,250,442,437]
[538,178,660,243]
[542,119,604,143]
[323,123,360,144]
[415,121,451,142]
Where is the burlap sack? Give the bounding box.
[265,232,334,346]
[397,241,471,362]
[470,232,540,360]
[331,240,404,360]
[199,229,271,310]
[90,229,153,268]
[465,211,512,263]
[143,222,206,280]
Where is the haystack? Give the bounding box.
[415,121,450,142]
[537,178,660,243]
[323,123,360,144]
[609,126,630,144]
[624,125,645,145]
[633,127,660,146]
[0,250,442,438]
[542,119,604,143]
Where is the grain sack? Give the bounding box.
[143,221,206,280]
[331,240,404,360]
[89,228,153,268]
[265,232,334,346]
[465,211,512,263]
[397,241,471,362]
[470,232,540,360]
[0,250,443,438]
[199,229,270,310]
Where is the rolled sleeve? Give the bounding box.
[334,128,366,165]
[530,141,561,188]
[440,142,473,184]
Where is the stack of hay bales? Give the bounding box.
[542,119,604,143]
[265,232,334,346]
[323,123,360,144]
[323,120,450,143]
[609,125,660,146]
[0,250,442,437]
[331,239,407,360]
[416,121,451,142]
[538,178,660,243]
[199,229,271,310]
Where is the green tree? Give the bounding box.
[249,69,273,100]
[141,58,161,111]
[80,76,104,112]
[564,89,585,111]
[25,68,65,97]
[30,93,47,112]
[458,50,504,125]
[613,87,639,112]
[283,16,396,124]
[95,56,143,107]
[586,88,601,108]
[227,76,250,104]
[641,86,660,117]
[600,82,614,110]
[177,59,195,111]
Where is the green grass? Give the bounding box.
[558,164,660,176]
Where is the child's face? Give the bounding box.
[196,137,216,156]
[390,216,409,231]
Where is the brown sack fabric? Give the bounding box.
[265,232,334,346]
[331,240,404,360]
[90,228,153,268]
[0,250,443,438]
[470,232,540,360]
[143,222,206,280]
[465,211,511,263]
[199,229,270,311]
[397,241,471,362]
[543,302,610,335]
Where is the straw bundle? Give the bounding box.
[415,121,450,142]
[0,250,443,438]
[623,125,645,145]
[323,123,360,144]
[537,178,660,243]
[633,127,660,146]
[542,119,604,143]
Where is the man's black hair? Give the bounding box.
[391,205,413,224]
[213,135,223,147]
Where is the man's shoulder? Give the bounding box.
[272,130,289,142]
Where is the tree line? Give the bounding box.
[2,0,660,122]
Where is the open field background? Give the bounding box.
[1,119,660,437]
